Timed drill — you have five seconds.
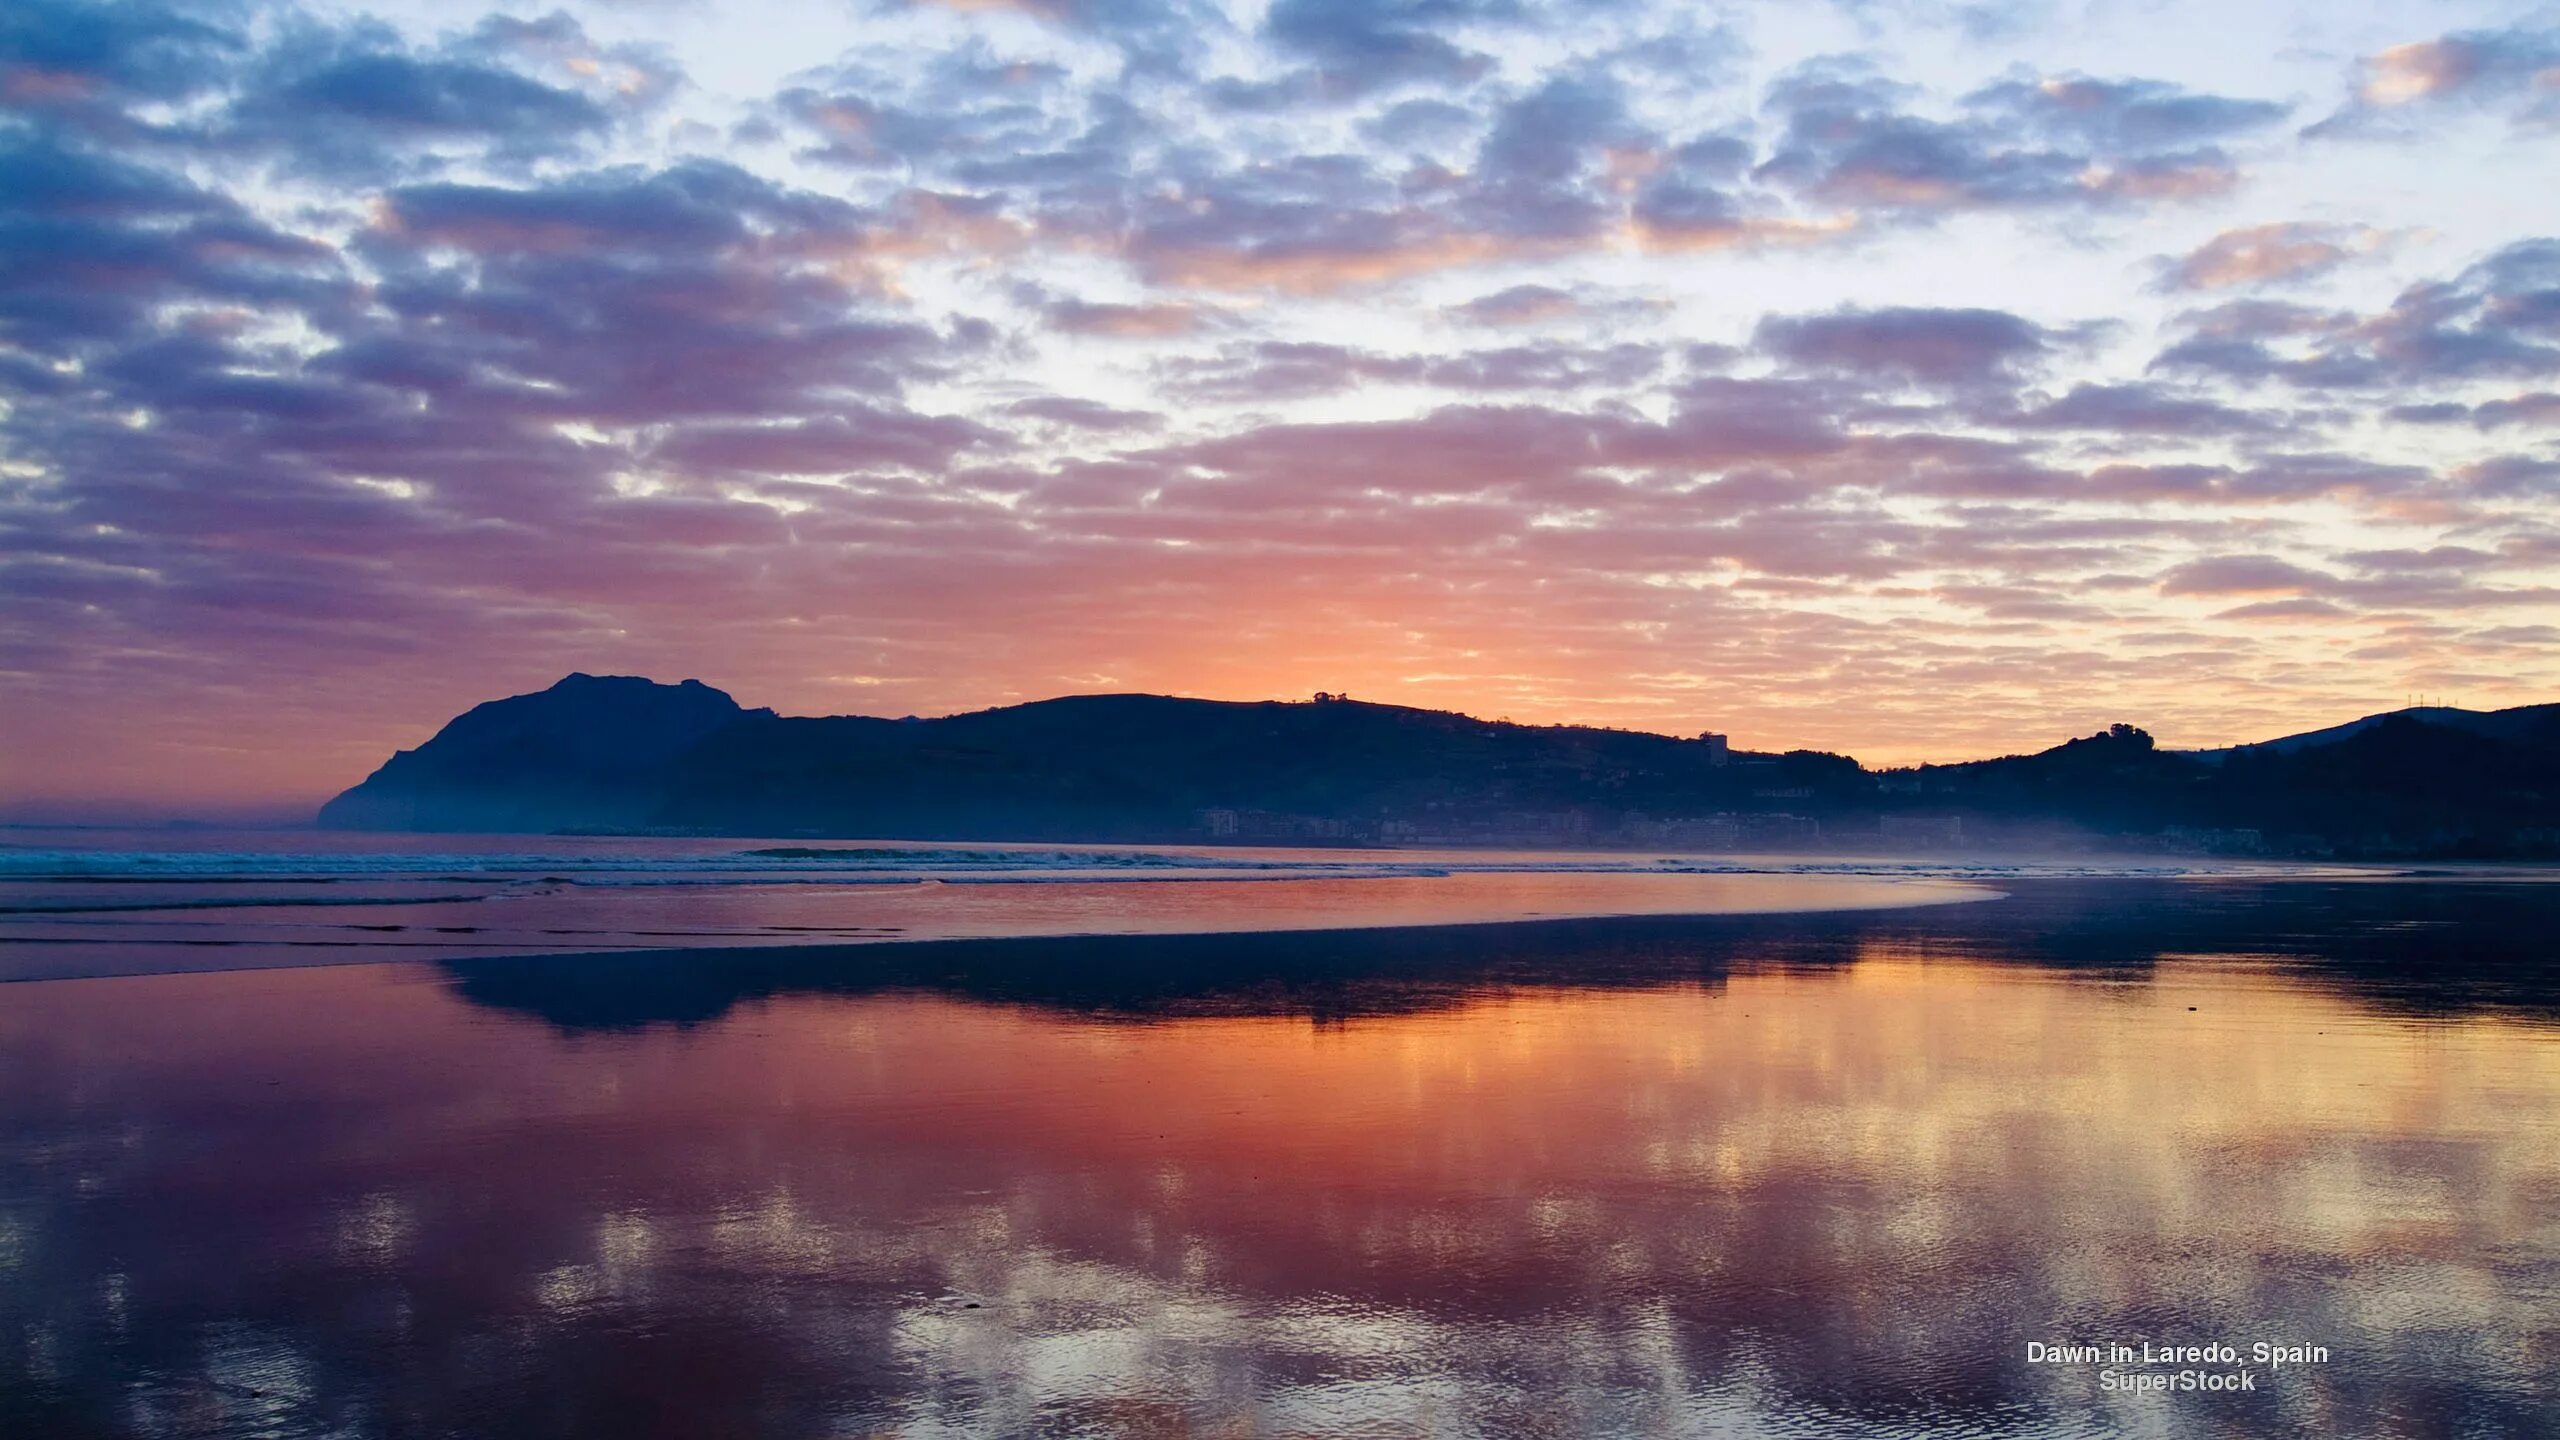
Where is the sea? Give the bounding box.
[1,830,2554,1437]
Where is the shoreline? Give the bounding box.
[0,872,2005,987]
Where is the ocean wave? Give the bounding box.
[0,844,2374,886]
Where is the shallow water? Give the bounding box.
[0,853,2555,1437]
[0,830,2020,981]
[0,830,2346,983]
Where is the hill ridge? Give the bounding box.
[319,676,2560,858]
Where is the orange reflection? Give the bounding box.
[0,938,2553,1435]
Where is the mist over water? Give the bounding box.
[0,844,2554,1437]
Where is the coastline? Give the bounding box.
[0,860,2000,986]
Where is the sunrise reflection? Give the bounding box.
[1,914,2553,1437]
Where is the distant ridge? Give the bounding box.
[320,678,2560,858]
[2187,703,2560,760]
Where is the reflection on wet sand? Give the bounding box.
[0,866,1987,983]
[440,877,2560,1028]
[0,881,2555,1438]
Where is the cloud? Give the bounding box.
[750,29,2297,298]
[1104,81,1854,291]
[1114,152,1505,291]
[1968,72,2289,150]
[2156,222,2397,291]
[10,0,2560,806]
[771,46,1079,172]
[1004,396,1162,430]
[2459,454,2560,497]
[462,12,682,111]
[2343,545,2495,573]
[2386,392,2560,429]
[0,141,987,782]
[1159,340,1429,401]
[1144,403,1616,500]
[1111,70,1687,291]
[1755,60,2282,217]
[2154,240,2560,389]
[2015,382,2276,437]
[0,138,349,351]
[1350,98,1477,158]
[2212,597,2348,621]
[653,411,1000,474]
[1457,72,1650,243]
[1158,337,1667,402]
[1423,342,1664,393]
[1258,0,1520,100]
[2311,26,2560,137]
[1612,376,1855,468]
[902,0,1224,73]
[0,0,242,138]
[1449,284,1585,326]
[1042,297,1209,338]
[2158,555,2334,596]
[1757,306,2052,389]
[2470,392,2560,429]
[1626,130,1857,252]
[4,4,682,179]
[228,26,615,177]
[348,173,958,426]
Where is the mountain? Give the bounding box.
[317,674,774,832]
[1902,708,2560,856]
[2185,703,2560,759]
[318,678,2560,857]
[318,677,1837,841]
[648,693,1872,841]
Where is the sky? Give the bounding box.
[3,0,2559,817]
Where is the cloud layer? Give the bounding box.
[2,0,2557,812]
